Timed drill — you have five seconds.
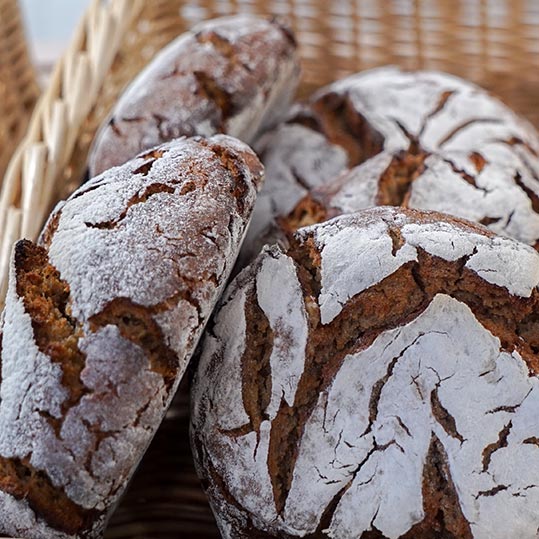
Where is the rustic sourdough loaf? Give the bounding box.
[89,15,299,177]
[282,149,539,248]
[192,206,539,539]
[0,134,263,538]
[242,66,539,262]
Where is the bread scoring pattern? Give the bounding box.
[192,207,539,539]
[243,67,539,263]
[0,135,263,538]
[89,15,299,176]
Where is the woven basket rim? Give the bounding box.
[0,0,40,188]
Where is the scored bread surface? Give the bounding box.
[284,149,539,248]
[0,135,263,538]
[89,15,300,176]
[192,206,539,539]
[243,66,539,262]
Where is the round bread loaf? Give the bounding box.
[283,148,539,248]
[88,15,299,177]
[243,66,539,262]
[0,134,263,538]
[192,206,539,539]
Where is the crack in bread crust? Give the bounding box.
[399,434,473,539]
[88,298,180,390]
[310,92,385,167]
[15,240,88,431]
[0,455,97,535]
[89,16,299,176]
[375,150,428,206]
[193,208,539,539]
[85,182,175,230]
[262,244,539,523]
[11,240,182,533]
[244,67,539,274]
[1,135,264,538]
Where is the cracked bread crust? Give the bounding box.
[191,207,539,539]
[89,15,300,176]
[0,135,263,538]
[283,148,539,248]
[243,66,539,264]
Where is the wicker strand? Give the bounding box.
[0,0,144,309]
[0,0,40,187]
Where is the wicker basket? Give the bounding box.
[0,0,39,187]
[2,0,539,537]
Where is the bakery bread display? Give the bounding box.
[4,4,539,537]
[0,134,263,538]
[89,15,300,177]
[191,207,539,539]
[242,67,539,262]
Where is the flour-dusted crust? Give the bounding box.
[0,135,263,538]
[322,67,539,155]
[284,148,539,248]
[192,207,539,539]
[239,118,348,266]
[89,15,300,176]
[246,67,539,261]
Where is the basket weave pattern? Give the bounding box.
[0,0,39,186]
[1,0,539,537]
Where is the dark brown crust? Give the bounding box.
[201,213,539,538]
[90,17,298,176]
[199,139,262,217]
[196,136,265,216]
[281,150,428,234]
[88,298,180,390]
[375,151,428,206]
[399,435,473,539]
[271,75,539,261]
[10,240,184,535]
[15,240,88,430]
[239,288,275,439]
[7,241,99,534]
[0,455,98,536]
[281,139,539,252]
[39,209,62,249]
[193,70,236,130]
[279,196,330,234]
[306,92,385,167]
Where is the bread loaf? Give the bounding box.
[242,67,539,262]
[192,206,539,539]
[0,134,263,538]
[89,15,299,176]
[283,149,539,248]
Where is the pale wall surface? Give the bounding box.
[20,0,89,73]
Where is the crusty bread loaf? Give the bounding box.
[283,149,539,248]
[192,206,539,539]
[89,15,299,177]
[0,134,263,538]
[242,67,539,263]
